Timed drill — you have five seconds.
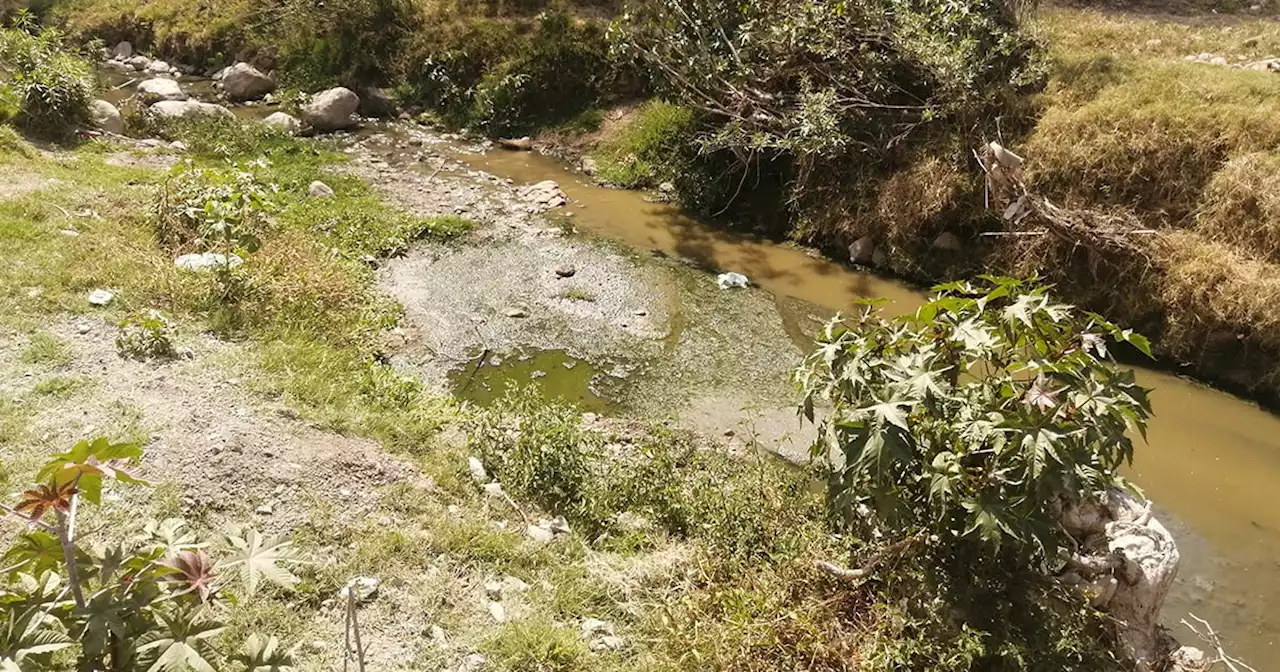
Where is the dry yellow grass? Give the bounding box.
[1154,230,1280,389]
[1195,151,1280,261]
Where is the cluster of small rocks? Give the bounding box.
[1183,51,1280,72]
[101,41,195,76]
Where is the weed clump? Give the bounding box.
[1196,151,1280,261]
[0,15,95,136]
[115,308,177,359]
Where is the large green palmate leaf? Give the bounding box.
[36,437,146,504]
[220,529,302,597]
[136,607,224,672]
[233,634,298,672]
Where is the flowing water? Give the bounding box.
[462,148,1280,664]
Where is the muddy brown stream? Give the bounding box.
[463,148,1280,664]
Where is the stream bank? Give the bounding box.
[334,127,1280,664]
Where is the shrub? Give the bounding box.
[0,14,95,136]
[398,10,617,134]
[271,0,420,91]
[116,308,178,359]
[796,277,1153,561]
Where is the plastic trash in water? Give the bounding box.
[716,272,749,289]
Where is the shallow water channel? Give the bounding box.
[457,148,1280,664]
[98,65,1278,658]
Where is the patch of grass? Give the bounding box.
[557,288,597,302]
[20,331,73,366]
[1196,151,1280,262]
[591,101,696,189]
[32,374,92,397]
[1024,60,1280,221]
[482,619,594,672]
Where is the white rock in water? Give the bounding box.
[221,62,276,101]
[149,100,235,120]
[307,180,335,198]
[88,99,124,135]
[301,87,360,131]
[113,41,133,60]
[87,289,115,306]
[137,78,187,103]
[146,60,172,74]
[580,156,598,175]
[127,55,151,71]
[338,576,380,602]
[468,456,488,483]
[716,272,749,289]
[262,111,300,134]
[175,252,244,271]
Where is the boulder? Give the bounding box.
[848,236,874,265]
[221,62,276,101]
[308,181,335,198]
[137,78,187,103]
[580,156,598,175]
[357,86,396,118]
[871,247,889,268]
[517,180,567,209]
[301,87,360,131]
[88,100,124,135]
[261,111,301,134]
[127,55,151,71]
[113,41,133,60]
[149,100,235,121]
[146,60,173,74]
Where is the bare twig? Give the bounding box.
[1181,613,1258,672]
[816,532,926,582]
[344,586,366,672]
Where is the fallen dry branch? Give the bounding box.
[1181,613,1258,672]
[816,532,925,582]
[976,142,1162,263]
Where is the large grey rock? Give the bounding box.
[137,78,186,103]
[149,100,235,121]
[307,181,335,198]
[146,60,173,74]
[517,180,567,209]
[221,62,276,101]
[848,236,874,265]
[301,87,360,131]
[113,41,133,60]
[261,111,301,135]
[88,99,124,135]
[931,231,963,252]
[127,55,151,71]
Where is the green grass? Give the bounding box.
[590,101,696,190]
[20,331,73,366]
[32,374,92,397]
[482,619,594,672]
[557,287,597,302]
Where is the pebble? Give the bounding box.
[504,307,529,318]
[554,264,576,278]
[486,601,506,623]
[526,525,555,543]
[255,504,273,515]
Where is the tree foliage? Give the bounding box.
[796,277,1153,561]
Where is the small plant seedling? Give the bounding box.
[116,309,178,360]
